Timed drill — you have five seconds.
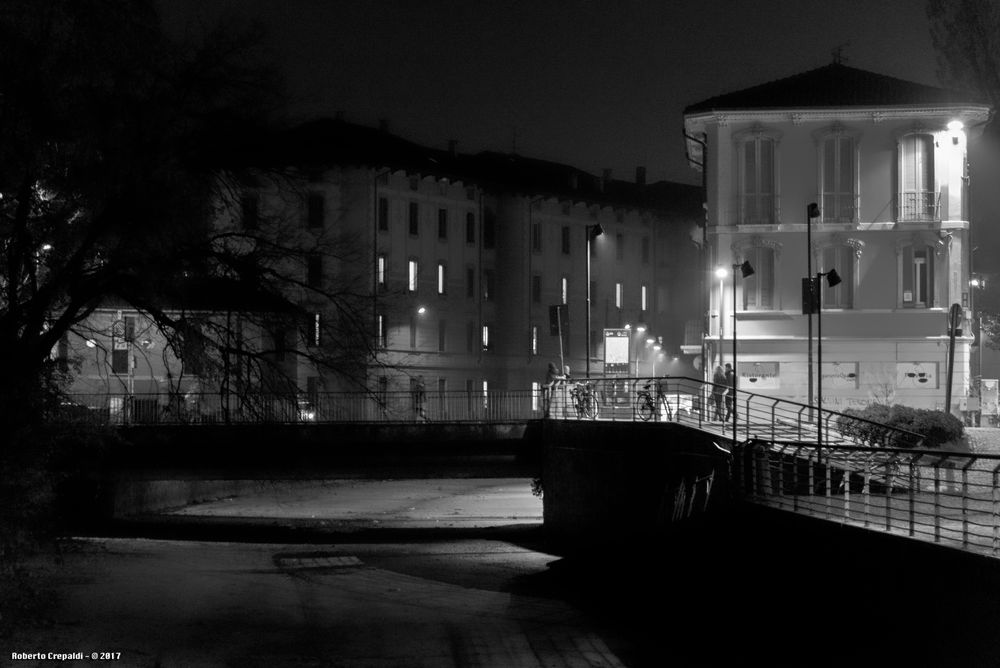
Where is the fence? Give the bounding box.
[734,440,1000,559]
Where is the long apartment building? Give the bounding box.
[65,119,704,406]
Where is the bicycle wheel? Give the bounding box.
[635,395,654,421]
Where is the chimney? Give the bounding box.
[379,118,390,133]
[635,166,646,186]
[602,168,612,192]
[448,140,458,157]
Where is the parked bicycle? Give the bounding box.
[570,382,599,420]
[634,380,671,422]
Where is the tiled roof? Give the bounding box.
[233,119,701,214]
[684,62,987,114]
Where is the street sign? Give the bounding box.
[604,328,630,374]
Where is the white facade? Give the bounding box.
[684,66,991,414]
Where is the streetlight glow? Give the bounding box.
[715,266,729,279]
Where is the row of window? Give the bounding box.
[734,242,937,310]
[737,129,946,225]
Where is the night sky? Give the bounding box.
[159,0,943,186]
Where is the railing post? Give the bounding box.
[908,459,917,537]
[885,458,894,533]
[863,457,871,528]
[993,466,1000,557]
[792,446,803,512]
[933,461,941,543]
[962,459,973,549]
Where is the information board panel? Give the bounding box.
[604,328,630,374]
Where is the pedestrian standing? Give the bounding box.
[413,375,427,421]
[711,364,726,420]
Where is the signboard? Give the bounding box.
[897,362,938,389]
[603,328,630,374]
[737,361,780,389]
[822,362,859,389]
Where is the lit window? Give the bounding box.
[309,313,322,347]
[377,314,387,348]
[482,324,490,351]
[377,254,386,288]
[561,277,568,305]
[437,263,446,294]
[615,282,623,309]
[641,285,648,312]
[408,260,418,292]
[531,381,541,411]
[531,325,538,355]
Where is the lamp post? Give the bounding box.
[586,223,604,378]
[806,202,821,413]
[815,268,841,458]
[732,260,755,442]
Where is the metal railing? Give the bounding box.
[898,190,941,221]
[734,440,1000,559]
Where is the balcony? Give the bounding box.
[898,191,941,222]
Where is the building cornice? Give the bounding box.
[684,105,992,130]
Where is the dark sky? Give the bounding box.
[161,0,942,186]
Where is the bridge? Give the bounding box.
[57,376,1000,563]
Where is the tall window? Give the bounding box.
[899,243,935,308]
[466,212,475,243]
[532,222,542,252]
[820,134,857,222]
[641,284,648,312]
[743,246,775,310]
[822,245,855,308]
[899,133,936,221]
[483,270,495,301]
[408,259,418,292]
[615,282,623,309]
[378,197,389,231]
[531,325,538,355]
[377,254,386,289]
[738,133,777,224]
[437,263,447,294]
[307,192,324,228]
[482,324,491,351]
[308,313,322,347]
[377,314,387,348]
[561,276,568,304]
[532,274,542,303]
[438,209,448,239]
[409,202,419,235]
[561,226,571,255]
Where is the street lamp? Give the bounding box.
[815,267,841,456]
[731,259,754,442]
[715,266,728,367]
[806,202,821,412]
[586,223,604,378]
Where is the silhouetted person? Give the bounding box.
[711,364,726,420]
[724,363,735,422]
[543,362,565,417]
[412,375,427,421]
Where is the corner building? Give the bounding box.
[684,63,991,414]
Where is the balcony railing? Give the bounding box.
[898,190,941,222]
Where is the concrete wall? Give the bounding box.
[540,420,732,550]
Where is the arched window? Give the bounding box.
[742,245,775,310]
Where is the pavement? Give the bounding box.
[3,479,637,668]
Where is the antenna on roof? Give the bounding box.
[832,42,850,65]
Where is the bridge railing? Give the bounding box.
[55,389,544,425]
[734,440,1000,559]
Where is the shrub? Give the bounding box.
[836,404,963,449]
